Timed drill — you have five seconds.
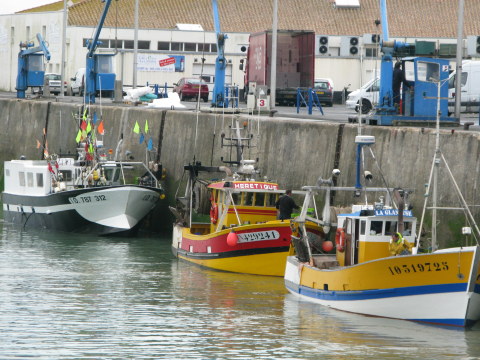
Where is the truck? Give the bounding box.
[241,30,315,106]
[448,60,480,114]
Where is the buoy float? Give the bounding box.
[322,240,334,252]
[227,230,238,246]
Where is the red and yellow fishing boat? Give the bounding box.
[171,171,323,276]
[170,115,323,276]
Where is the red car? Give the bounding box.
[173,78,209,102]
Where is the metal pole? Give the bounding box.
[133,0,139,88]
[60,0,67,97]
[454,0,464,119]
[270,0,278,109]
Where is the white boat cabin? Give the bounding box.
[336,204,417,266]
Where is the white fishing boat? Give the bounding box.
[2,108,165,235]
[285,106,480,326]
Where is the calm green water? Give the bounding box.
[1,219,480,360]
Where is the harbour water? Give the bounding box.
[1,219,480,359]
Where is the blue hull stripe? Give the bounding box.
[295,282,467,301]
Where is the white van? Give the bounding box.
[346,77,380,114]
[70,68,86,96]
[448,60,480,114]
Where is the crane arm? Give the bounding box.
[20,33,51,61]
[87,0,113,58]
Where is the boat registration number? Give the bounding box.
[388,261,449,275]
[69,195,107,204]
[237,230,280,243]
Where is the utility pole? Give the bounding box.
[133,0,139,88]
[454,0,464,119]
[270,0,278,109]
[60,0,67,97]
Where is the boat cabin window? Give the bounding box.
[231,192,239,204]
[255,192,265,206]
[267,194,278,207]
[403,222,413,236]
[59,170,73,181]
[36,173,43,187]
[370,220,383,235]
[19,172,25,187]
[27,172,34,187]
[385,221,397,236]
[243,192,253,206]
[104,168,120,182]
[360,220,366,235]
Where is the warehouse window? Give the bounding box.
[171,42,182,51]
[158,42,169,50]
[184,42,196,51]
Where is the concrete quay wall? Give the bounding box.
[1,98,479,243]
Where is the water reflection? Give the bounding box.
[1,222,479,360]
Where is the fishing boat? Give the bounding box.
[170,118,323,276]
[2,111,165,235]
[285,130,480,327]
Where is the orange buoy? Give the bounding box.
[322,240,334,252]
[227,230,238,246]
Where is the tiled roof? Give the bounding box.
[26,0,480,38]
[17,0,84,14]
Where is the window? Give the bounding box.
[97,39,109,48]
[365,48,378,57]
[384,221,397,235]
[138,41,150,50]
[360,220,366,235]
[171,42,182,51]
[403,222,413,236]
[231,193,239,205]
[124,40,134,49]
[448,72,468,89]
[19,172,25,187]
[5,169,10,177]
[36,173,43,187]
[198,43,209,52]
[267,194,277,207]
[59,170,72,181]
[158,41,169,50]
[27,172,34,187]
[254,193,265,206]
[417,61,440,82]
[211,44,217,52]
[243,192,253,206]
[184,43,196,52]
[370,221,383,235]
[111,39,122,49]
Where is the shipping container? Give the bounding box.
[243,30,315,105]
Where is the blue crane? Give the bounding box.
[211,0,227,107]
[85,0,116,104]
[370,0,456,126]
[16,33,51,99]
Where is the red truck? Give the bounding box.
[242,30,315,106]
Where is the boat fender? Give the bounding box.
[210,203,219,224]
[335,228,346,252]
[227,230,238,246]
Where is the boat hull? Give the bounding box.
[172,221,307,276]
[2,186,161,235]
[284,247,480,327]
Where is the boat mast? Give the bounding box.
[417,78,480,250]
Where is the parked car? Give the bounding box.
[70,68,86,96]
[314,78,334,106]
[173,78,209,102]
[44,73,67,95]
[346,77,380,114]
